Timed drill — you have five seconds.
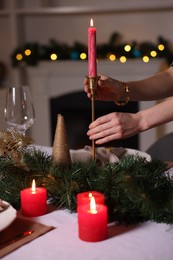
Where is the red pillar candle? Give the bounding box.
[77,191,105,207]
[88,18,97,77]
[78,196,108,242]
[20,179,47,217]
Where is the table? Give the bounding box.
[2,208,173,260]
[1,146,173,259]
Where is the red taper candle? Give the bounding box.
[88,18,97,77]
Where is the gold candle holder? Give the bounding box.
[87,76,97,160]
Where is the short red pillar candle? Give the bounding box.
[77,191,105,207]
[78,196,108,242]
[20,179,47,217]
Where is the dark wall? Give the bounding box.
[50,91,138,149]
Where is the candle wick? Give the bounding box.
[90,209,97,214]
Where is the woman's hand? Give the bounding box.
[84,74,125,102]
[87,112,144,145]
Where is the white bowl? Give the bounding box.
[0,201,17,232]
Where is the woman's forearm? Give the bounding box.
[138,97,173,132]
[128,67,173,101]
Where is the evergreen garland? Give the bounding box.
[11,33,173,67]
[0,147,173,225]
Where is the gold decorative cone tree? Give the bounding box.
[52,114,71,168]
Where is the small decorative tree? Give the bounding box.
[52,114,71,168]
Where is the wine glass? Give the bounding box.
[4,85,36,135]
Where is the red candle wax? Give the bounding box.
[20,180,47,217]
[77,191,105,207]
[88,18,97,77]
[78,197,108,242]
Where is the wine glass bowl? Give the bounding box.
[4,86,35,135]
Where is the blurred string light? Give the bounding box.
[24,49,31,56]
[16,53,23,61]
[133,49,141,58]
[124,44,131,52]
[11,34,173,67]
[150,50,157,57]
[50,53,58,60]
[120,56,127,63]
[158,44,165,51]
[143,56,150,63]
[80,52,87,60]
[108,53,116,61]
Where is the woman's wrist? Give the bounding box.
[137,110,150,132]
[114,81,130,106]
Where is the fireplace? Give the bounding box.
[50,91,138,149]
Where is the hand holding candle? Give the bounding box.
[78,196,108,242]
[20,179,47,217]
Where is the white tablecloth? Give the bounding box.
[2,146,173,260]
[3,208,173,260]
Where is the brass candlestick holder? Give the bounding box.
[87,76,97,160]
